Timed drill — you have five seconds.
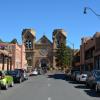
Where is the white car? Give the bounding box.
[76,72,88,83]
[32,70,38,75]
[79,74,87,82]
[30,69,38,76]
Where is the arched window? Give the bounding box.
[56,35,60,48]
[25,40,32,49]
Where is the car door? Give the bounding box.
[4,72,13,86]
[88,72,95,88]
[87,72,93,86]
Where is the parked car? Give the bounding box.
[23,69,28,80]
[70,69,80,80]
[65,71,71,79]
[71,71,80,81]
[86,70,100,90]
[7,69,25,83]
[95,79,100,93]
[76,71,89,83]
[0,71,14,90]
[15,69,29,80]
[30,69,38,76]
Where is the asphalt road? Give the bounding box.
[0,71,100,100]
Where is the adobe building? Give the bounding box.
[0,49,12,70]
[22,29,67,70]
[80,32,100,71]
[72,50,80,70]
[0,43,27,70]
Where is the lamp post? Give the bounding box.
[84,7,100,17]
[83,7,100,71]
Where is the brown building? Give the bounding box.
[80,32,100,71]
[0,49,12,70]
[72,50,80,70]
[22,29,67,70]
[0,43,27,70]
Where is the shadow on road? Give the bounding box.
[68,81,79,84]
[48,73,66,80]
[74,85,87,89]
[84,89,100,97]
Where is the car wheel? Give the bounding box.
[10,81,14,87]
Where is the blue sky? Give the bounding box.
[0,0,100,49]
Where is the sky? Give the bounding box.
[0,0,100,49]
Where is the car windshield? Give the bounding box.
[6,70,18,75]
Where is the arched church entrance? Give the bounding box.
[40,58,48,68]
[36,58,50,74]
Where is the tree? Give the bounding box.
[66,46,73,68]
[55,43,72,70]
[55,43,67,70]
[10,38,18,44]
[0,38,3,43]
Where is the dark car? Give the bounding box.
[86,70,100,90]
[70,69,80,80]
[14,69,28,81]
[6,69,25,83]
[71,71,80,81]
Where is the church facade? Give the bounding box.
[22,29,67,70]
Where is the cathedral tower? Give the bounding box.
[22,29,36,69]
[52,29,67,68]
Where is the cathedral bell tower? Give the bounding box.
[52,29,67,69]
[22,29,36,69]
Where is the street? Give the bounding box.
[0,71,100,100]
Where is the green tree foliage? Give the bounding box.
[66,46,73,67]
[0,38,3,43]
[10,38,18,44]
[55,43,72,70]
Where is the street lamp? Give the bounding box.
[84,7,100,17]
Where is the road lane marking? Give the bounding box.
[48,97,51,100]
[48,83,51,87]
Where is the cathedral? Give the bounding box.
[22,29,67,70]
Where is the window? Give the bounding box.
[25,40,32,49]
